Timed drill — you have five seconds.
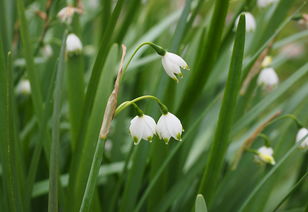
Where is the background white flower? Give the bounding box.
[235,12,256,32]
[66,33,83,54]
[296,128,308,150]
[16,79,31,95]
[255,146,275,165]
[156,112,183,144]
[257,0,279,8]
[257,67,279,88]
[162,52,189,82]
[129,115,156,144]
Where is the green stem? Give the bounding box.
[267,114,303,128]
[258,134,271,147]
[123,42,166,75]
[79,138,106,212]
[115,95,168,115]
[132,103,144,116]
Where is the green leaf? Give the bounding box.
[0,43,24,211]
[195,194,208,212]
[48,32,67,212]
[198,14,246,203]
[67,44,118,212]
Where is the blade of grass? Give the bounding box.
[67,44,118,212]
[48,32,67,212]
[195,194,208,212]
[177,0,230,119]
[0,45,24,212]
[198,14,246,204]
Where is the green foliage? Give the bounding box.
[0,0,307,211]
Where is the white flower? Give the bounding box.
[66,33,83,54]
[235,12,256,32]
[16,79,31,95]
[255,146,276,165]
[129,115,156,145]
[156,112,183,144]
[257,0,279,8]
[41,44,53,58]
[57,6,82,24]
[296,128,308,150]
[161,52,189,82]
[257,67,279,89]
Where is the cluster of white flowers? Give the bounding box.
[66,33,83,54]
[296,128,308,150]
[255,146,276,165]
[129,112,183,145]
[235,12,256,32]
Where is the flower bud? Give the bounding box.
[257,67,279,89]
[129,115,156,145]
[161,52,189,82]
[66,33,83,55]
[156,112,183,144]
[255,146,276,165]
[16,79,31,95]
[235,12,256,32]
[296,128,308,150]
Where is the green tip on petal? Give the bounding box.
[181,65,190,70]
[177,72,183,78]
[163,138,169,144]
[172,77,179,83]
[176,133,182,141]
[147,136,153,142]
[133,136,140,145]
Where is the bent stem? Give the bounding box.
[123,42,166,75]
[115,95,168,115]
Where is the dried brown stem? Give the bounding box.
[99,45,127,139]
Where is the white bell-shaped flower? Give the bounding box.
[156,112,183,144]
[296,128,308,150]
[235,12,256,32]
[16,79,31,95]
[129,115,156,145]
[255,146,276,165]
[257,0,279,8]
[162,52,189,82]
[57,6,82,24]
[66,33,83,54]
[257,67,279,89]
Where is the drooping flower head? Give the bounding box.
[296,128,308,150]
[257,67,279,89]
[16,79,31,95]
[156,112,183,144]
[235,12,256,32]
[129,115,156,145]
[66,33,83,55]
[255,146,276,165]
[161,52,190,82]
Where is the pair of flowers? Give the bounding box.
[129,112,183,145]
[254,128,308,166]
